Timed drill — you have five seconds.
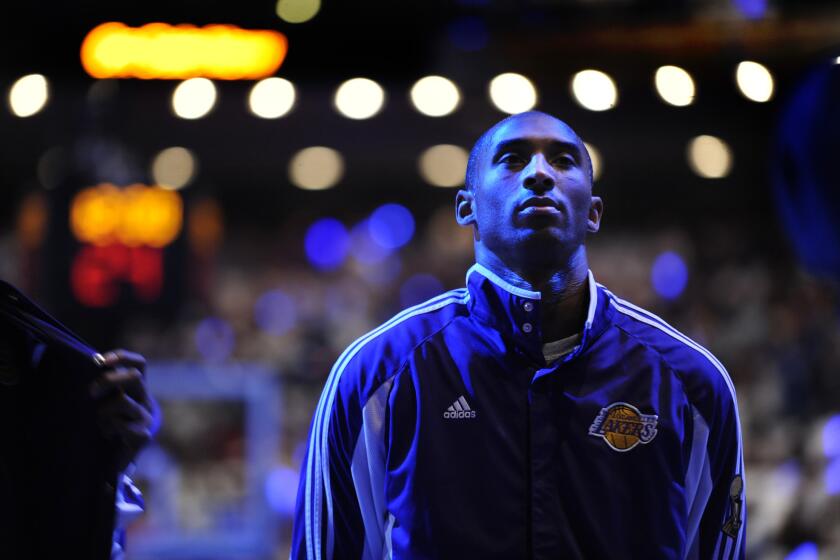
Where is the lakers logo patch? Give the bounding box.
[588,402,658,452]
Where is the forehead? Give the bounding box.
[487,114,581,150]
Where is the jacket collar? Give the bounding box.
[465,263,608,363]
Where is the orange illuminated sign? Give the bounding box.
[81,22,288,80]
[70,183,183,248]
[69,183,180,308]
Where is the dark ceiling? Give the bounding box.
[1,0,839,231]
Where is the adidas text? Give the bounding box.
[443,410,476,419]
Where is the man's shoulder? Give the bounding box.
[599,287,735,404]
[334,288,469,385]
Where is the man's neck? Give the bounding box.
[475,245,590,342]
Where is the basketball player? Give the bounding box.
[291,111,745,559]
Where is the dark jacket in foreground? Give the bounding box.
[0,280,131,559]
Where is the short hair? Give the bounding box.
[464,111,594,191]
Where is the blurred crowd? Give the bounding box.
[4,196,839,559]
[134,203,840,558]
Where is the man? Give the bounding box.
[0,279,157,559]
[292,111,745,559]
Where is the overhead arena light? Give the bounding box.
[289,147,344,190]
[249,77,296,119]
[334,78,385,120]
[418,145,468,188]
[172,78,217,120]
[571,70,618,112]
[489,73,537,114]
[410,76,461,117]
[81,22,288,80]
[735,61,774,103]
[654,65,695,107]
[9,74,49,117]
[276,0,321,24]
[687,135,733,179]
[152,147,197,190]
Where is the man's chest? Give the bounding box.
[389,336,688,464]
[380,337,690,557]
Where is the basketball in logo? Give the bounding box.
[588,402,658,452]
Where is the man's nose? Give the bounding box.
[523,154,554,192]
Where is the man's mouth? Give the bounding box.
[518,197,561,213]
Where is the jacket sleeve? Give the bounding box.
[687,367,746,560]
[110,471,145,560]
[291,356,379,560]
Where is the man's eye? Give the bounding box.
[499,154,524,165]
[552,155,575,168]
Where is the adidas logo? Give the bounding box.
[443,395,477,419]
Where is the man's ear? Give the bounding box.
[455,189,476,227]
[587,196,604,233]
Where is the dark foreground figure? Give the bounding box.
[0,280,156,559]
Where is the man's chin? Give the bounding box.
[515,228,582,257]
[521,225,572,243]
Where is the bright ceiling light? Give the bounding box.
[9,74,49,117]
[418,145,469,187]
[152,147,197,190]
[249,77,296,118]
[410,76,461,117]
[289,147,344,190]
[571,70,618,112]
[334,78,385,120]
[276,0,321,23]
[687,135,733,179]
[735,61,774,102]
[654,65,695,107]
[172,78,217,119]
[488,73,537,114]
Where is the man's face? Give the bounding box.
[460,113,602,264]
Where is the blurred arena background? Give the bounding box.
[1,0,840,558]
